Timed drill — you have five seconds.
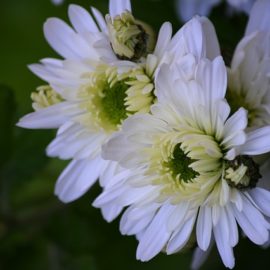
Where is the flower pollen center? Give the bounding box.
[100,80,129,126]
[79,65,157,133]
[165,143,199,183]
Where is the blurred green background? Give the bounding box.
[0,0,269,269]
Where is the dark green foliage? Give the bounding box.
[0,85,15,167]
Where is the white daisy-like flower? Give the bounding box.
[227,0,270,128]
[17,0,214,204]
[97,57,270,268]
[176,0,255,22]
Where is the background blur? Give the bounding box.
[0,0,269,269]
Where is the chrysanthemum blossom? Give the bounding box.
[98,58,270,268]
[17,0,213,205]
[176,0,255,22]
[227,0,270,128]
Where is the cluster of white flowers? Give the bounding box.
[18,0,270,268]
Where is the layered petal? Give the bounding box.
[55,157,107,203]
[17,102,83,129]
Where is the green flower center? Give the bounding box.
[79,65,157,133]
[100,80,130,126]
[165,143,199,183]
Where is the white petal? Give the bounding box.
[68,4,99,33]
[240,126,270,155]
[99,161,127,187]
[166,213,196,254]
[100,202,123,222]
[94,182,155,209]
[182,16,205,59]
[44,18,78,59]
[93,183,129,207]
[196,206,212,251]
[136,204,173,261]
[102,132,138,166]
[199,16,220,59]
[101,167,131,188]
[17,102,82,129]
[230,189,243,211]
[212,204,221,226]
[155,64,175,102]
[225,148,237,160]
[213,220,235,269]
[47,122,105,160]
[233,195,270,245]
[28,63,82,92]
[40,58,63,67]
[222,108,247,148]
[109,0,131,18]
[120,204,159,235]
[230,33,257,71]
[167,202,190,231]
[153,22,172,57]
[169,16,204,61]
[249,188,270,217]
[44,18,98,60]
[91,7,107,32]
[196,56,227,103]
[55,157,107,203]
[245,0,270,35]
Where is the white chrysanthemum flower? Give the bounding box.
[97,58,270,268]
[227,0,270,128]
[17,0,213,204]
[176,0,255,22]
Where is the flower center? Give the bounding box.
[164,143,199,183]
[79,65,156,132]
[100,80,129,126]
[224,155,261,189]
[83,68,131,132]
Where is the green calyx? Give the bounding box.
[165,143,199,183]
